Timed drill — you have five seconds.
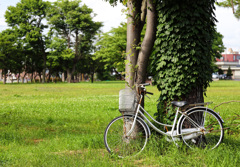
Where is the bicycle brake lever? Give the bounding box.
[145,94,150,99]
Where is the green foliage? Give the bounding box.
[94,22,148,76]
[95,23,127,72]
[227,66,233,77]
[217,0,240,19]
[47,0,103,80]
[212,29,225,59]
[47,0,102,36]
[5,0,49,45]
[0,29,24,75]
[153,0,216,123]
[96,71,114,80]
[218,68,224,75]
[104,0,125,6]
[4,0,50,82]
[2,0,102,83]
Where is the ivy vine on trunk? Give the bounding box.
[153,0,216,124]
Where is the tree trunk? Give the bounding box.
[183,86,204,105]
[78,73,81,82]
[0,70,2,80]
[11,76,13,83]
[37,72,42,83]
[34,74,37,83]
[21,72,26,83]
[42,51,47,83]
[42,68,46,83]
[30,73,33,83]
[125,0,156,87]
[67,69,72,83]
[123,0,157,137]
[48,67,52,83]
[125,0,156,108]
[30,62,32,83]
[91,73,94,83]
[17,72,20,84]
[125,0,143,87]
[182,85,205,146]
[66,30,79,83]
[3,69,6,84]
[136,0,156,85]
[62,72,65,82]
[55,72,58,83]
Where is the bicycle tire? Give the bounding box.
[104,115,148,158]
[178,109,224,149]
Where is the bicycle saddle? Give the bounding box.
[171,101,188,107]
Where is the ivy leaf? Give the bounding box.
[153,0,218,124]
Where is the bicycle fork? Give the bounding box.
[125,104,141,137]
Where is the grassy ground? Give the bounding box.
[0,81,240,166]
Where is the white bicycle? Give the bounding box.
[104,83,224,158]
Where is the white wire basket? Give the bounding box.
[119,88,137,113]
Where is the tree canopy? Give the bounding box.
[95,23,127,73]
[5,0,50,83]
[47,0,102,82]
[218,0,240,19]
[1,0,103,84]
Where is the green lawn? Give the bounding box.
[0,81,240,166]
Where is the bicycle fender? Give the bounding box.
[176,107,224,135]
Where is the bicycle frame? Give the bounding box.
[126,95,203,140]
[104,86,224,157]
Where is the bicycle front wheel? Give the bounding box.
[104,115,148,158]
[179,109,224,149]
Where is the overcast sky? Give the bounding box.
[0,0,240,51]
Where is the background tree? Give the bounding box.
[95,23,127,75]
[218,68,224,75]
[5,0,50,83]
[47,0,102,83]
[95,20,225,83]
[0,29,19,84]
[212,29,225,59]
[211,28,226,72]
[46,34,70,82]
[227,66,233,78]
[9,38,25,83]
[218,0,240,18]
[105,0,157,87]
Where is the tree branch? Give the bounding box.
[231,0,235,13]
[136,0,157,84]
[140,0,147,29]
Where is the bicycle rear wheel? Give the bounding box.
[179,109,224,149]
[104,115,148,158]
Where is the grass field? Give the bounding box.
[0,81,240,166]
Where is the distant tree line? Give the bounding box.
[0,0,225,86]
[0,0,104,84]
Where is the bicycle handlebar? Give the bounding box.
[138,83,154,95]
[146,92,154,95]
[139,83,150,86]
